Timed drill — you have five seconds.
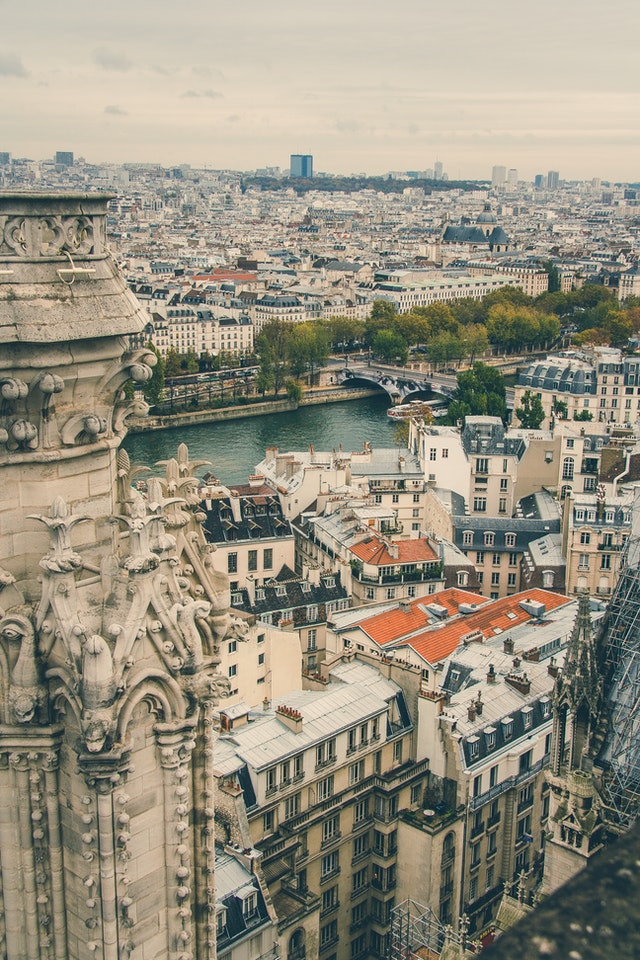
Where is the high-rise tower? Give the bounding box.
[0,193,231,960]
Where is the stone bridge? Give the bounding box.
[336,364,457,405]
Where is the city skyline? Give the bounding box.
[2,0,639,183]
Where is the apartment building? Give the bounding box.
[215,844,279,960]
[214,661,425,960]
[561,489,633,597]
[467,260,549,298]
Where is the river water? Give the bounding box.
[122,395,401,485]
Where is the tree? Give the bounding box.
[142,342,165,407]
[372,330,408,364]
[164,349,182,378]
[573,409,593,421]
[184,350,199,374]
[286,379,302,402]
[445,362,507,425]
[515,390,546,429]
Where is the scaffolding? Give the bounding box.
[388,899,468,960]
[597,524,640,828]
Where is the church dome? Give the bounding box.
[477,202,497,224]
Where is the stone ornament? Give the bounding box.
[0,213,101,259]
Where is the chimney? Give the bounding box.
[513,656,521,670]
[262,697,271,712]
[503,637,515,655]
[245,575,256,606]
[467,704,476,722]
[475,693,483,716]
[487,663,496,683]
[276,704,303,733]
[505,672,531,695]
[548,656,559,679]
[265,446,278,464]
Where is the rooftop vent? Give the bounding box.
[425,603,449,619]
[520,598,546,619]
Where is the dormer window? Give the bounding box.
[540,696,551,719]
[301,581,312,594]
[275,585,287,597]
[237,884,258,919]
[502,717,514,740]
[484,532,495,547]
[324,576,336,588]
[484,727,496,751]
[216,907,227,938]
[463,530,474,546]
[522,707,533,730]
[256,588,265,601]
[469,736,480,759]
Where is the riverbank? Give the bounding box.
[125,385,380,434]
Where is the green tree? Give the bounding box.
[184,350,199,374]
[372,330,409,364]
[257,319,291,395]
[142,342,165,407]
[164,349,182,378]
[541,260,562,293]
[286,379,303,402]
[573,409,593,421]
[445,362,507,425]
[515,390,546,429]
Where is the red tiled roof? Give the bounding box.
[361,588,571,665]
[350,536,438,565]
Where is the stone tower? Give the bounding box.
[0,194,231,960]
[543,592,606,893]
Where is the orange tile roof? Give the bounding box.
[360,588,571,665]
[349,536,438,565]
[360,588,484,647]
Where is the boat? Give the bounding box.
[387,400,435,420]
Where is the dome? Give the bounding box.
[477,202,497,224]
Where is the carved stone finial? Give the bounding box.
[0,613,47,724]
[29,497,90,572]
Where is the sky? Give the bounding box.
[2,0,640,182]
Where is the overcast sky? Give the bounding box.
[2,0,639,181]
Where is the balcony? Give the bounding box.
[470,820,485,840]
[440,881,454,899]
[487,812,501,829]
[470,756,548,811]
[351,563,443,586]
[517,795,534,815]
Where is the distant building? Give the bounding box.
[534,174,545,188]
[290,154,313,178]
[547,170,560,190]
[492,165,507,187]
[54,151,74,167]
[0,152,10,165]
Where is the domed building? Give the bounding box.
[441,202,511,256]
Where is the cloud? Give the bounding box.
[181,89,223,100]
[92,47,132,72]
[104,104,128,116]
[0,53,27,77]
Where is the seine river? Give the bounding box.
[122,395,400,485]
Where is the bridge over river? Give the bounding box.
[336,362,515,409]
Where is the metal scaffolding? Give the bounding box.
[388,899,467,960]
[598,525,640,828]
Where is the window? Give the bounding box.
[351,901,368,927]
[412,508,420,518]
[580,531,591,545]
[509,552,518,565]
[241,891,257,919]
[320,851,339,879]
[469,876,478,902]
[322,814,340,844]
[476,457,489,474]
[490,765,498,788]
[351,934,367,958]
[473,774,482,798]
[499,498,507,514]
[393,739,403,763]
[353,831,369,860]
[354,798,369,825]
[360,722,368,745]
[263,548,273,569]
[294,754,304,779]
[519,750,532,774]
[476,551,485,564]
[562,457,575,481]
[484,532,495,546]
[227,552,238,574]
[248,549,258,571]
[307,629,317,651]
[601,553,612,570]
[228,639,237,654]
[500,478,508,491]
[491,572,500,585]
[266,766,277,792]
[350,760,365,785]
[320,919,338,946]
[443,448,449,458]
[352,866,368,892]
[473,497,487,513]
[317,776,334,802]
[263,809,275,833]
[578,554,590,570]
[392,494,399,504]
[430,448,437,461]
[322,885,338,915]
[413,493,421,502]
[228,664,237,678]
[258,652,265,665]
[386,587,396,600]
[463,530,474,546]
[502,718,514,740]
[493,552,501,566]
[508,572,516,587]
[216,908,226,938]
[285,792,301,820]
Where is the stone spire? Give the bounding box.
[552,590,604,772]
[0,193,231,960]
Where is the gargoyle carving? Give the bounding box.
[0,613,47,724]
